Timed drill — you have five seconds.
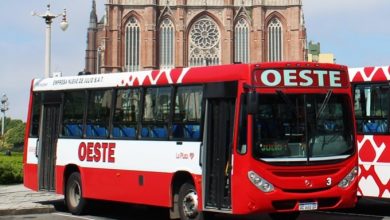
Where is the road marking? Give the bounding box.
[54,213,95,220]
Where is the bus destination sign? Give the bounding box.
[254,69,348,88]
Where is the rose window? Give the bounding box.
[190,19,219,49]
[189,16,220,66]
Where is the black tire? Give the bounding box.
[65,172,87,215]
[269,212,300,220]
[178,183,206,220]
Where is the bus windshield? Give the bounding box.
[253,93,354,163]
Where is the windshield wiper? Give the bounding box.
[316,90,333,120]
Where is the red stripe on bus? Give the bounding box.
[24,163,38,191]
[55,165,202,208]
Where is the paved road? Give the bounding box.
[3,185,390,219]
[2,198,390,220]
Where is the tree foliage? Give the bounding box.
[0,118,25,150]
[0,153,23,184]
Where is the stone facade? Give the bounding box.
[85,0,307,74]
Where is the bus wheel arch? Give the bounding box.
[171,171,206,220]
[63,164,80,194]
[170,171,196,219]
[179,182,203,220]
[63,165,87,215]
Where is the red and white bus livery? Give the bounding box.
[24,62,357,220]
[349,66,390,198]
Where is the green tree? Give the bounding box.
[0,117,12,133]
[6,119,23,131]
[2,120,25,150]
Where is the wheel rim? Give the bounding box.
[182,190,199,218]
[69,181,81,208]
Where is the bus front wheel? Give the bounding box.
[178,183,205,220]
[65,172,87,215]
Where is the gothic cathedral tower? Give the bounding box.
[85,0,307,74]
[85,0,98,74]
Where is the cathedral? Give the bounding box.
[85,0,307,74]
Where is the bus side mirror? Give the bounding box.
[246,92,259,115]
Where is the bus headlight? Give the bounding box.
[248,171,274,193]
[338,166,358,189]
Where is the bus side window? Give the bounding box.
[30,93,42,137]
[62,91,86,138]
[141,87,171,139]
[112,88,140,139]
[172,86,203,140]
[237,94,247,154]
[354,84,389,134]
[85,89,112,138]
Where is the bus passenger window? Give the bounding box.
[30,93,41,137]
[112,88,140,138]
[172,86,203,140]
[62,91,86,137]
[86,90,112,138]
[144,93,154,121]
[354,84,389,134]
[237,95,247,154]
[141,87,171,139]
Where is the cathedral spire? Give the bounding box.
[85,0,98,74]
[89,0,97,29]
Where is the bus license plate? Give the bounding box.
[298,202,318,211]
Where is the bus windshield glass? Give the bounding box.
[253,93,354,163]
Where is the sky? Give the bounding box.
[0,0,390,121]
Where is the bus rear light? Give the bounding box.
[248,171,274,193]
[338,166,358,189]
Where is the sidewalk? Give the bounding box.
[0,184,63,216]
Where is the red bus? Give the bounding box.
[349,66,390,199]
[24,62,357,220]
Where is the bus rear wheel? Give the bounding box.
[65,172,87,215]
[178,183,205,220]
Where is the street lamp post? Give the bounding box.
[32,4,69,78]
[1,94,9,137]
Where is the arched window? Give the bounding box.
[125,17,140,72]
[234,18,249,63]
[268,18,283,62]
[159,18,175,69]
[189,16,221,67]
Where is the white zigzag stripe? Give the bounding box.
[349,66,390,82]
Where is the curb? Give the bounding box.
[0,206,56,216]
[0,184,64,217]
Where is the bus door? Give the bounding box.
[38,93,62,191]
[203,82,237,212]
